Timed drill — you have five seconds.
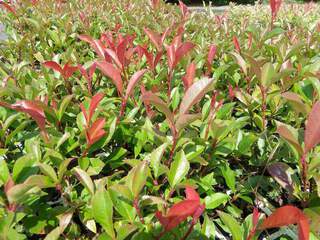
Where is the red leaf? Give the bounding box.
[167,44,176,71]
[96,61,123,95]
[92,39,107,60]
[62,63,77,79]
[125,69,147,101]
[79,34,94,44]
[140,85,155,119]
[86,118,106,146]
[89,93,104,123]
[105,48,123,70]
[185,186,200,202]
[179,0,189,19]
[150,0,160,9]
[259,206,309,240]
[80,103,89,125]
[161,27,171,45]
[155,187,204,232]
[78,63,97,95]
[79,35,107,60]
[248,33,253,49]
[182,62,196,90]
[228,83,235,100]
[43,61,63,74]
[270,0,282,20]
[1,100,49,141]
[156,200,199,231]
[304,101,320,154]
[247,208,260,240]
[144,28,162,52]
[206,44,217,75]
[173,42,195,69]
[253,207,260,226]
[233,36,241,53]
[116,38,128,67]
[0,2,16,15]
[154,51,163,70]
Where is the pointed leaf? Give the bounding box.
[96,61,123,95]
[218,211,243,240]
[259,205,309,240]
[182,62,196,90]
[125,69,147,101]
[304,101,320,153]
[150,143,168,179]
[92,187,115,238]
[89,93,104,122]
[179,77,214,115]
[73,167,94,195]
[168,150,190,188]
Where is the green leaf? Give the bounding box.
[220,163,236,192]
[205,193,230,209]
[218,211,243,240]
[150,143,168,179]
[73,167,95,195]
[261,62,276,88]
[92,187,115,239]
[128,161,149,198]
[57,95,73,121]
[38,163,58,183]
[0,159,9,186]
[168,150,190,188]
[202,214,215,238]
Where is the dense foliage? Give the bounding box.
[0,0,320,239]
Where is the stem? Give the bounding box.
[155,230,166,240]
[260,85,267,131]
[133,198,145,224]
[301,154,309,193]
[167,70,173,99]
[167,132,177,166]
[181,223,195,240]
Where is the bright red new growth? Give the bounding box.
[304,101,320,154]
[155,186,205,232]
[167,42,195,72]
[0,100,48,141]
[247,207,260,240]
[259,205,309,240]
[233,36,241,53]
[0,1,16,15]
[96,61,123,96]
[144,28,169,52]
[179,0,189,19]
[85,118,106,146]
[270,0,282,21]
[206,44,217,76]
[78,63,97,95]
[182,62,196,90]
[43,61,77,80]
[80,93,104,126]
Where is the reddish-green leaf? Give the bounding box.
[89,93,104,123]
[182,62,196,90]
[125,69,147,101]
[86,118,106,146]
[259,205,309,240]
[96,61,123,95]
[179,77,214,115]
[144,28,162,52]
[304,101,320,154]
[141,92,174,128]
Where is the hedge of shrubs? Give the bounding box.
[0,0,320,239]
